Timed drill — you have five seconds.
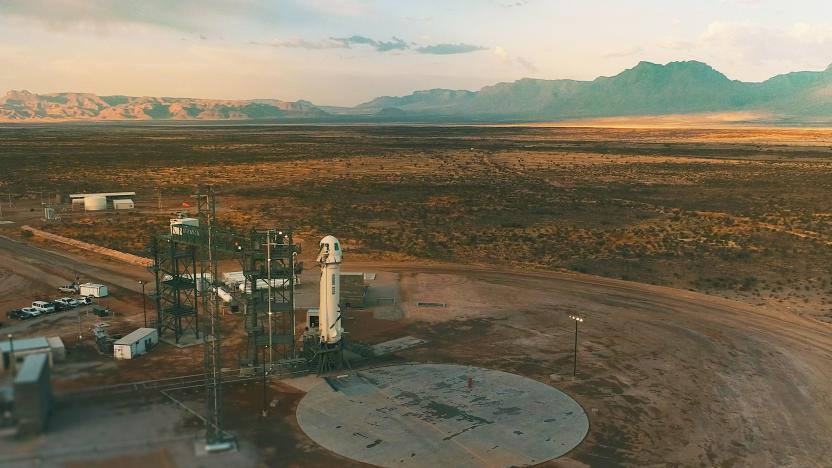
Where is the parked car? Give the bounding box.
[19,307,41,319]
[92,305,110,317]
[31,301,56,314]
[77,296,93,305]
[6,309,24,320]
[54,297,79,309]
[49,300,71,312]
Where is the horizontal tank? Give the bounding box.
[83,195,107,211]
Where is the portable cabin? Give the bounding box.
[79,283,108,298]
[113,328,159,360]
[1,337,53,373]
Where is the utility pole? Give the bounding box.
[6,334,14,376]
[139,280,147,327]
[77,309,83,344]
[568,314,584,377]
[266,229,274,370]
[199,188,231,450]
[262,345,268,417]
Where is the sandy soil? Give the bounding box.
[1,226,830,466]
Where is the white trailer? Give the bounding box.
[113,328,159,360]
[170,215,199,236]
[79,283,108,298]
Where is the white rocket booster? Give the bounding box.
[317,235,343,344]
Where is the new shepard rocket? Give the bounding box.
[317,235,343,344]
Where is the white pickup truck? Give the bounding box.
[58,282,80,294]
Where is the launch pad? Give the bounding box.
[296,364,589,467]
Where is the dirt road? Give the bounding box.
[0,235,151,333]
[1,237,830,466]
[342,261,832,467]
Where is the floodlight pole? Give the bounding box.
[7,334,14,376]
[568,314,584,377]
[139,280,147,327]
[573,320,578,376]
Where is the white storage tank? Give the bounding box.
[113,328,159,360]
[79,283,108,298]
[113,199,134,210]
[84,195,107,211]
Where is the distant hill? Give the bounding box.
[348,61,832,122]
[0,91,329,121]
[2,61,831,123]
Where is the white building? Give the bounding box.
[79,283,108,298]
[69,192,136,212]
[113,328,159,360]
[0,336,65,373]
[113,199,134,210]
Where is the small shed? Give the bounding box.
[113,328,159,360]
[113,199,134,210]
[1,337,53,373]
[46,337,66,362]
[80,283,108,298]
[13,353,52,435]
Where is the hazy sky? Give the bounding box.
[1,0,831,105]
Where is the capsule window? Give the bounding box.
[334,242,340,251]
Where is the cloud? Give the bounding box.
[658,39,694,50]
[415,43,487,55]
[335,35,409,52]
[699,21,832,68]
[603,46,643,58]
[498,0,531,7]
[493,46,538,73]
[253,38,350,50]
[493,46,510,61]
[515,57,539,73]
[0,0,272,32]
[256,34,487,55]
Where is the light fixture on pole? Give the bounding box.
[568,314,584,378]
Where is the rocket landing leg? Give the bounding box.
[304,334,350,375]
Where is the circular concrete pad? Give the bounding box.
[296,364,588,467]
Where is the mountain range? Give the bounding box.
[2,61,831,124]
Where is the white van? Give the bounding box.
[31,301,56,314]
